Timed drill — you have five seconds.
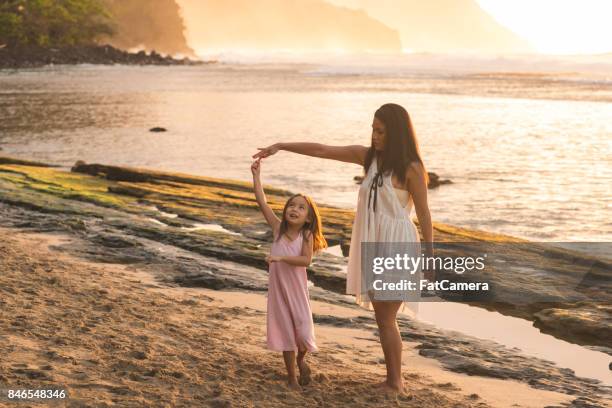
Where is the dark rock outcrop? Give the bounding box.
[533,306,612,349]
[354,171,451,189]
[0,156,58,167]
[427,172,453,188]
[0,45,205,69]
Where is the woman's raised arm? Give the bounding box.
[253,142,368,166]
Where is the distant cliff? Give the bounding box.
[326,0,532,53]
[178,0,402,53]
[104,0,193,56]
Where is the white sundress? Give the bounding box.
[346,155,422,314]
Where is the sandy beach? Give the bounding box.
[0,228,582,407]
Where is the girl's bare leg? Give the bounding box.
[283,351,300,390]
[296,349,311,385]
[372,300,404,393]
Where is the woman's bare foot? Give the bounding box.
[375,380,404,395]
[297,360,312,386]
[287,378,302,391]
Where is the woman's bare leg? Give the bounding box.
[372,300,404,393]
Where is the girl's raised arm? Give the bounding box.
[253,143,368,166]
[251,159,281,231]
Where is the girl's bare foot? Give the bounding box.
[297,360,312,386]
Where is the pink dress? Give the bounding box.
[266,232,318,352]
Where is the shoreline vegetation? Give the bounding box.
[0,0,202,69]
[0,154,610,406]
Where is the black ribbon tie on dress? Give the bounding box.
[367,171,384,213]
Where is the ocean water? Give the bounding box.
[1,53,611,242]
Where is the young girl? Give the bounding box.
[251,157,327,390]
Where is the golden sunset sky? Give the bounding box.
[477,0,612,54]
[178,0,612,55]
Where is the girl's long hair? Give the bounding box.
[276,194,328,253]
[364,103,428,186]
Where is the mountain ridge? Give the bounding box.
[178,0,402,53]
[325,0,533,53]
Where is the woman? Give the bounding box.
[253,103,434,394]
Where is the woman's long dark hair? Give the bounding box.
[364,103,428,187]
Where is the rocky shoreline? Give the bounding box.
[0,45,210,69]
[0,155,610,405]
[0,155,609,350]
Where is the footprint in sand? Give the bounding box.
[128,372,148,382]
[129,351,148,360]
[436,382,461,391]
[75,382,139,396]
[72,372,89,381]
[209,397,231,408]
[45,350,75,364]
[314,372,329,383]
[180,298,200,306]
[11,367,53,380]
[53,337,69,346]
[143,368,159,377]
